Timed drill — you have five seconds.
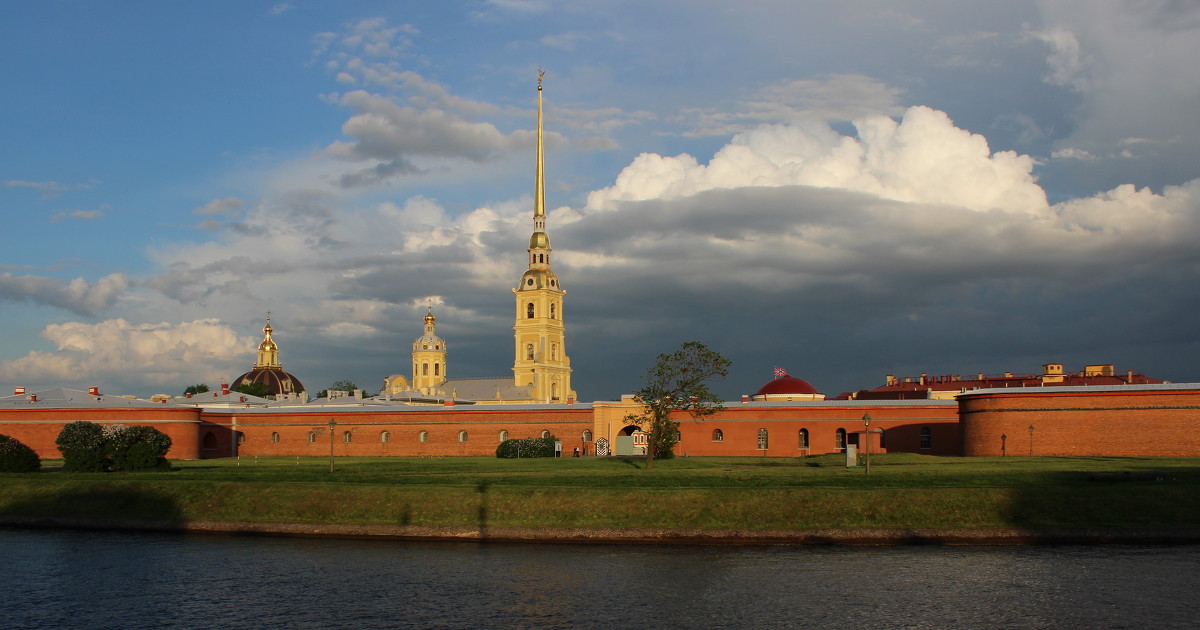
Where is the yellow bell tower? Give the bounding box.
[513,71,575,403]
[412,309,447,393]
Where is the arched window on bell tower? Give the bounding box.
[527,302,535,318]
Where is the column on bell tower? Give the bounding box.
[512,71,575,403]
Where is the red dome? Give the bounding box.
[754,375,821,397]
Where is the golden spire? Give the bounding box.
[534,69,546,225]
[255,312,281,369]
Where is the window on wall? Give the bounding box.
[541,430,550,439]
[459,430,468,443]
[712,429,724,442]
[798,428,809,449]
[422,363,428,376]
[418,431,428,443]
[879,429,886,449]
[920,427,932,450]
[434,363,440,376]
[499,430,509,442]
[271,432,280,444]
[835,428,846,450]
[306,431,316,443]
[237,432,246,445]
[527,303,535,318]
[582,430,592,442]
[550,303,556,319]
[757,428,769,450]
[381,431,390,444]
[343,431,353,444]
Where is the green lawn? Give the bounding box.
[3,454,1198,532]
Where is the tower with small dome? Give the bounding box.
[412,309,447,392]
[232,314,306,398]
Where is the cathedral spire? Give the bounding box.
[534,68,546,231]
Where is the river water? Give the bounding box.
[1,528,1196,629]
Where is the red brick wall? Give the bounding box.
[673,404,961,457]
[960,389,1200,456]
[202,407,595,458]
[0,407,204,459]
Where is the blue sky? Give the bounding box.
[2,0,1199,400]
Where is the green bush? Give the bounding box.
[496,435,558,458]
[108,425,173,471]
[55,422,173,472]
[0,434,40,472]
[56,421,110,472]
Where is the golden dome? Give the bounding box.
[529,231,550,249]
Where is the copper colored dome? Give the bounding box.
[233,367,305,397]
[754,375,821,397]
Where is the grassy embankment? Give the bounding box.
[2,454,1199,533]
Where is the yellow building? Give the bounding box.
[512,72,575,403]
[380,74,577,405]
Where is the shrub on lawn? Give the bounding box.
[56,421,173,472]
[108,425,172,471]
[56,421,110,471]
[0,434,40,472]
[496,435,557,458]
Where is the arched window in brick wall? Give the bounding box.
[835,428,846,450]
[270,432,280,444]
[342,431,353,444]
[499,430,509,442]
[418,431,428,443]
[459,430,469,443]
[541,430,550,439]
[582,430,592,442]
[712,429,723,441]
[306,431,316,444]
[798,428,809,449]
[381,431,390,444]
[920,427,932,450]
[757,428,769,450]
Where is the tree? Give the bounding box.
[231,381,271,398]
[183,383,210,395]
[0,434,40,472]
[626,341,731,469]
[318,380,369,398]
[56,421,109,472]
[107,425,173,471]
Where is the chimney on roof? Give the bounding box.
[567,396,575,405]
[221,383,230,395]
[920,373,928,386]
[742,394,749,403]
[13,386,25,396]
[444,399,455,406]
[185,392,192,398]
[1127,369,1134,382]
[885,374,895,386]
[28,394,37,403]
[239,396,245,403]
[88,386,100,396]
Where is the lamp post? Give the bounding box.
[328,418,337,473]
[862,412,871,475]
[1029,424,1035,457]
[1001,433,1007,457]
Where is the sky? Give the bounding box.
[2,0,1199,401]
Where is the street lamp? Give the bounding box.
[328,418,337,473]
[1028,424,1035,457]
[862,412,871,475]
